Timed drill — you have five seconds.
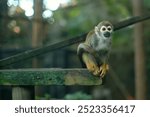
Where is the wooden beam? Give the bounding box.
[0,68,102,85]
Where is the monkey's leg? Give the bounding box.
[99,63,109,78]
[82,53,100,76]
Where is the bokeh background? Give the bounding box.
[0,0,150,100]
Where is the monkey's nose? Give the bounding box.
[104,32,111,38]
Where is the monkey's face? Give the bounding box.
[95,21,113,39]
[100,25,113,38]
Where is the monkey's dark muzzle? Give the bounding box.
[104,32,111,38]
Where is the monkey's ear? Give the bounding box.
[94,26,99,33]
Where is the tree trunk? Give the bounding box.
[132,0,147,99]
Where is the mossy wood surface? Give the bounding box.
[0,68,102,85]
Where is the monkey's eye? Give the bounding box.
[100,26,106,32]
[107,26,112,32]
[102,27,106,31]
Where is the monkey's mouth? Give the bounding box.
[104,32,111,38]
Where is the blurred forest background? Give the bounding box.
[0,0,150,100]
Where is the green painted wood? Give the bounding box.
[0,68,102,85]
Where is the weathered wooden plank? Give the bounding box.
[0,68,102,85]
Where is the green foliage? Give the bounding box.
[64,91,92,100]
[112,28,133,49]
[35,91,92,100]
[144,0,150,8]
[104,0,131,21]
[1,0,133,48]
[36,94,52,100]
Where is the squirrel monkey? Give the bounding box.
[77,21,113,78]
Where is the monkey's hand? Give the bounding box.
[99,63,109,78]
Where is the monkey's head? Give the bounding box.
[94,21,113,39]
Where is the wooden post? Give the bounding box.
[32,0,43,48]
[32,0,43,67]
[132,0,147,99]
[32,0,44,97]
[12,86,34,100]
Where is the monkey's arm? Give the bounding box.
[77,43,100,76]
[82,52,100,76]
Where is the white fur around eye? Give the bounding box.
[100,26,107,32]
[107,26,112,32]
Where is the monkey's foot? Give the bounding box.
[86,63,100,76]
[99,64,109,78]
